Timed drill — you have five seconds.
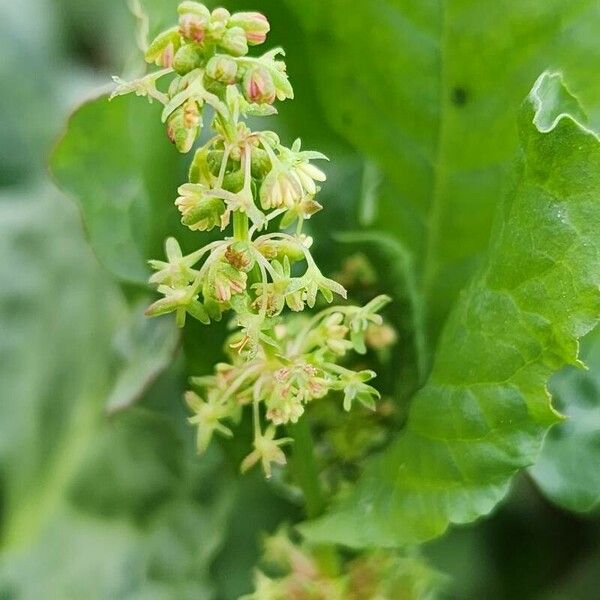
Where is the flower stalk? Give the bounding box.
[113,1,391,481]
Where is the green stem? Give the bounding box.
[287,416,325,520]
[288,416,340,576]
[233,211,249,242]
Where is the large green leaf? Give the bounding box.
[299,72,600,548]
[0,190,229,597]
[51,94,187,284]
[0,189,122,540]
[529,326,600,513]
[290,0,600,356]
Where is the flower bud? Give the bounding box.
[243,67,276,105]
[250,147,271,177]
[229,11,270,45]
[211,7,231,23]
[205,8,229,42]
[256,239,305,264]
[175,183,225,231]
[365,323,398,350]
[178,1,211,17]
[285,289,305,312]
[145,27,181,67]
[167,103,200,153]
[184,197,225,231]
[173,43,203,75]
[280,197,323,228]
[189,147,214,185]
[307,376,328,399]
[178,1,211,42]
[205,55,238,84]
[222,169,245,193]
[220,26,248,57]
[204,149,228,176]
[184,99,201,128]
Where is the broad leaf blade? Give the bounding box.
[290,0,600,352]
[300,72,600,548]
[0,190,229,596]
[529,326,600,513]
[51,94,185,284]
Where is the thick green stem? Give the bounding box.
[287,416,326,519]
[288,416,340,576]
[233,211,249,242]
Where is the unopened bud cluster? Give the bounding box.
[113,2,390,477]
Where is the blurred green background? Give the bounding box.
[0,0,598,598]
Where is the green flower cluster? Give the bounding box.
[241,528,442,599]
[112,1,390,476]
[187,296,389,477]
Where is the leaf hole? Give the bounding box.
[451,86,469,107]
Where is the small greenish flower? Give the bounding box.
[279,196,323,229]
[252,283,286,317]
[185,390,233,453]
[225,241,255,271]
[163,70,205,122]
[110,70,170,104]
[321,313,353,356]
[210,262,247,303]
[240,425,292,478]
[265,382,305,425]
[285,289,304,312]
[229,310,278,356]
[334,370,380,411]
[145,27,181,67]
[256,238,310,264]
[145,284,209,328]
[166,100,202,153]
[365,322,398,350]
[148,237,198,287]
[289,139,328,193]
[210,7,231,25]
[259,165,303,209]
[175,183,225,231]
[347,294,392,353]
[259,142,328,210]
[302,267,347,307]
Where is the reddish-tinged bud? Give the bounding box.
[166,100,202,153]
[229,12,270,45]
[206,8,230,42]
[243,67,276,105]
[145,27,181,67]
[178,1,211,42]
